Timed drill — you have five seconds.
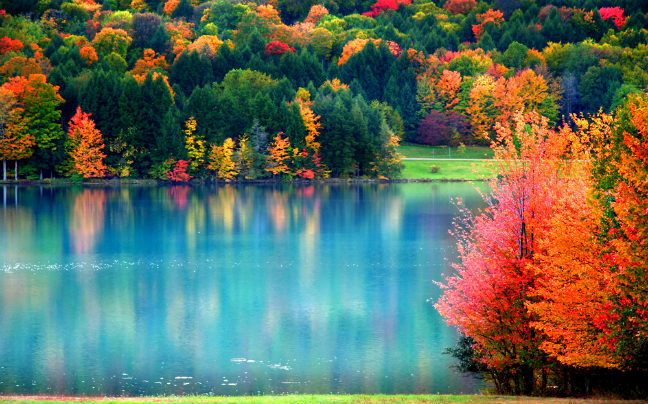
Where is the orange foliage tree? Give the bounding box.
[304,5,329,24]
[0,56,42,79]
[524,112,621,370]
[294,88,321,152]
[131,48,168,80]
[163,0,179,16]
[435,70,463,112]
[79,44,99,65]
[0,36,23,54]
[465,74,497,139]
[592,94,648,362]
[66,107,108,178]
[266,132,292,176]
[338,38,401,65]
[472,9,504,40]
[436,111,591,394]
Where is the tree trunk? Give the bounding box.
[40,169,43,181]
[2,159,6,181]
[522,365,534,395]
[14,160,17,181]
[541,367,547,394]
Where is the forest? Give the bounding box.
[0,0,645,181]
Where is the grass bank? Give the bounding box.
[0,395,642,404]
[397,143,494,181]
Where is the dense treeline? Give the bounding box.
[0,0,646,181]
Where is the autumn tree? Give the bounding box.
[0,36,23,55]
[465,74,497,140]
[206,138,238,181]
[294,88,321,153]
[0,87,34,180]
[599,7,626,29]
[131,48,168,80]
[472,9,504,41]
[362,0,411,18]
[166,159,192,182]
[443,0,477,15]
[92,27,133,57]
[1,74,64,179]
[184,116,206,173]
[264,41,295,56]
[590,93,648,367]
[266,132,293,176]
[186,35,223,59]
[66,107,108,178]
[436,111,591,394]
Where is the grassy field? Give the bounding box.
[400,160,493,181]
[0,395,642,404]
[398,143,494,160]
[397,143,494,181]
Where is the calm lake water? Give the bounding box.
[0,183,484,396]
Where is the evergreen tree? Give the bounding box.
[79,69,123,143]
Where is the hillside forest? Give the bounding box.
[0,0,646,181]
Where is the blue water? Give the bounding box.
[0,183,484,396]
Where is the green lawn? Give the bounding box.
[400,160,494,181]
[398,143,494,160]
[397,142,494,180]
[0,395,642,404]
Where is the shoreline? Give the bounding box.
[0,177,489,187]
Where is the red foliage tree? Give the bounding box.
[443,0,477,15]
[599,7,626,29]
[166,159,192,182]
[362,0,411,18]
[436,111,590,394]
[0,36,23,55]
[264,41,295,55]
[472,9,504,40]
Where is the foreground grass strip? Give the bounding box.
[0,395,644,404]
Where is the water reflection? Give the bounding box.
[0,183,484,396]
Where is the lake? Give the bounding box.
[0,183,484,396]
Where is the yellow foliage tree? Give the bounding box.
[184,117,205,172]
[186,35,223,59]
[207,138,238,181]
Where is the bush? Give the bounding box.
[429,165,441,173]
